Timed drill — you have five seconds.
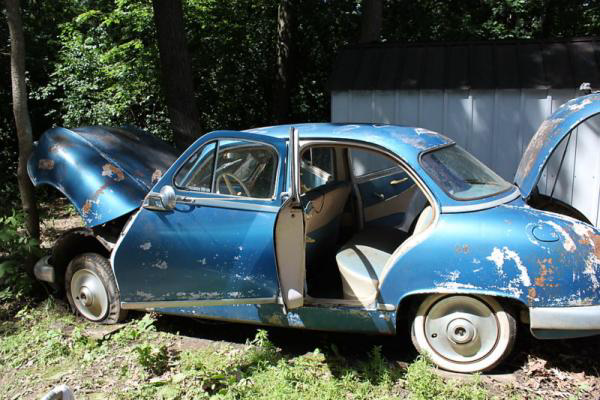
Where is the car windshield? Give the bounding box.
[421,145,513,200]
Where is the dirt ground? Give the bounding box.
[35,199,600,399]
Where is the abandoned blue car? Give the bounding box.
[28,94,600,372]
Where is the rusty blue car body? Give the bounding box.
[28,94,600,342]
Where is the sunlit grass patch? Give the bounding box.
[0,301,503,400]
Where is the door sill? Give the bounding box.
[304,295,395,311]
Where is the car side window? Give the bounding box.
[349,148,398,178]
[214,140,277,198]
[174,141,217,192]
[301,147,335,192]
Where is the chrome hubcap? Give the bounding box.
[446,318,476,344]
[79,286,93,306]
[71,269,109,321]
[425,296,499,363]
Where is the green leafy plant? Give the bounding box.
[0,210,42,300]
[135,342,169,375]
[112,314,156,342]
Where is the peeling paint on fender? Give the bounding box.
[102,163,125,182]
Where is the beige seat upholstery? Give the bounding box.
[303,181,351,266]
[412,205,433,235]
[336,205,433,303]
[336,227,408,303]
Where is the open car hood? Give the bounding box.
[28,126,179,227]
[515,93,600,199]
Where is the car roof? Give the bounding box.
[242,123,454,162]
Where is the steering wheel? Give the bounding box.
[216,173,251,197]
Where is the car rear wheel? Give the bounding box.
[65,253,127,324]
[411,294,516,373]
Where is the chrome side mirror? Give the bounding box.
[159,185,176,210]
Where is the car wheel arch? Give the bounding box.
[51,228,110,289]
[395,289,528,329]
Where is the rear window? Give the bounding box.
[421,145,513,200]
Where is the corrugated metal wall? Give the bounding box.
[331,89,600,225]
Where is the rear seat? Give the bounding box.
[336,206,433,303]
[335,227,408,303]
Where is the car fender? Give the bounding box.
[379,198,600,311]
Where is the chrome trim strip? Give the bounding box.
[441,190,520,213]
[377,303,397,311]
[110,209,142,291]
[121,296,278,310]
[530,305,600,331]
[176,196,280,213]
[144,192,281,213]
[354,166,402,184]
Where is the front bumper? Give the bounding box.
[530,305,600,339]
[34,256,55,283]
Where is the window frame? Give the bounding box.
[172,138,281,201]
[348,148,404,184]
[173,140,218,193]
[299,146,337,193]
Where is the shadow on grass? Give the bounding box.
[152,312,415,364]
[151,312,600,378]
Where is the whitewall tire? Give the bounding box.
[411,294,516,373]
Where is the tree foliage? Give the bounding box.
[40,1,170,138]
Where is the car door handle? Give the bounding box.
[390,178,408,185]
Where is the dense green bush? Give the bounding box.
[0,210,41,301]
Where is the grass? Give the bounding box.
[0,300,516,399]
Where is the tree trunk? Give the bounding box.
[540,0,555,38]
[5,0,39,240]
[152,0,202,150]
[359,0,382,43]
[272,0,293,124]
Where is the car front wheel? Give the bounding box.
[411,294,516,373]
[65,253,127,324]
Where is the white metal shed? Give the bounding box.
[330,38,600,226]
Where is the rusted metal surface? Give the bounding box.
[515,93,600,199]
[28,126,178,227]
[381,198,600,315]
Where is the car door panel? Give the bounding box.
[112,131,290,307]
[113,202,280,303]
[357,169,417,228]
